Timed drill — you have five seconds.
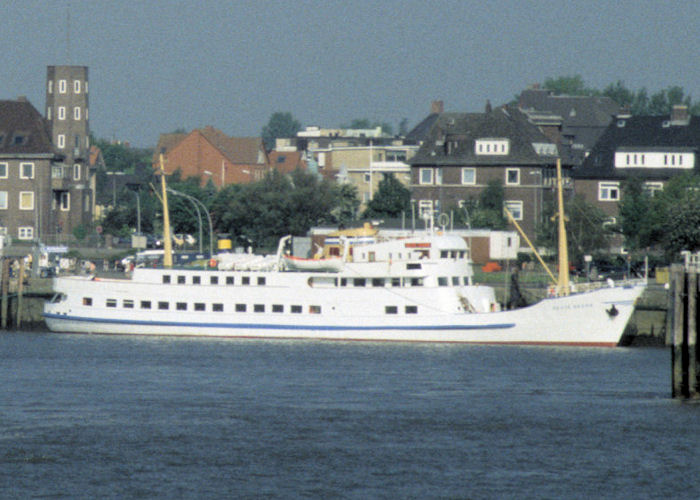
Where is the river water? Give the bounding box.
[1,332,699,499]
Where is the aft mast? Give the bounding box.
[556,158,570,296]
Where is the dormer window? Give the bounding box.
[475,139,509,155]
[615,150,693,169]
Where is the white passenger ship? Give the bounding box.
[43,158,645,346]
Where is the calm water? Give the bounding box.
[1,332,699,499]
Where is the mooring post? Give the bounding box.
[16,258,25,330]
[688,271,698,398]
[671,264,686,398]
[0,258,8,329]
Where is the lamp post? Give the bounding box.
[166,187,213,257]
[105,171,125,207]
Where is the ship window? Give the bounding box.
[242,276,250,285]
[309,305,321,314]
[254,304,265,313]
[407,263,421,270]
[158,301,169,310]
[391,278,401,287]
[162,275,171,284]
[235,303,246,312]
[83,297,92,306]
[210,276,219,285]
[405,305,418,314]
[272,304,283,313]
[353,278,366,287]
[438,277,449,286]
[123,300,134,309]
[192,276,201,285]
[372,278,385,287]
[463,277,471,286]
[452,277,460,286]
[176,302,187,311]
[226,276,234,285]
[106,299,117,308]
[140,300,151,309]
[441,250,448,258]
[291,305,302,313]
[340,278,348,286]
[257,277,266,285]
[213,303,223,312]
[177,275,186,284]
[410,278,423,287]
[385,306,398,314]
[194,303,205,311]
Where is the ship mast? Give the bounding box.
[159,154,173,268]
[556,158,570,296]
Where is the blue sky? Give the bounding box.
[4,0,699,147]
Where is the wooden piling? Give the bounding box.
[1,258,8,329]
[16,258,24,329]
[671,264,700,398]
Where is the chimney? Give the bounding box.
[671,105,689,125]
[431,100,444,114]
[485,99,492,113]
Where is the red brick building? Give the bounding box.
[155,126,268,187]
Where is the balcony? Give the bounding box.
[51,166,73,189]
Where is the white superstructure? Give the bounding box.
[44,232,645,346]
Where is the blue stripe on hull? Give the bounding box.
[43,313,515,331]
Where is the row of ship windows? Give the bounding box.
[82,297,419,315]
[160,274,470,287]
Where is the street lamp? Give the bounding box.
[166,187,213,257]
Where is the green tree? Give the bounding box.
[362,173,411,219]
[537,194,610,264]
[261,112,301,151]
[454,180,507,230]
[543,75,597,96]
[210,168,359,250]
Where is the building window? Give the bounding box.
[504,200,523,220]
[461,168,476,185]
[73,164,81,180]
[18,226,34,240]
[58,106,66,120]
[0,192,7,209]
[419,168,433,185]
[364,173,371,183]
[73,107,81,120]
[435,168,443,185]
[644,182,663,196]
[60,192,70,211]
[598,182,620,201]
[19,192,34,210]
[475,139,509,155]
[48,80,53,94]
[418,199,433,218]
[20,162,34,179]
[506,168,520,185]
[59,80,67,93]
[47,107,51,120]
[74,80,81,93]
[0,163,7,178]
[57,134,65,149]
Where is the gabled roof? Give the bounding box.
[409,106,558,166]
[268,150,305,173]
[575,114,700,179]
[518,89,619,128]
[0,98,54,156]
[405,113,440,143]
[155,127,266,165]
[198,126,266,165]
